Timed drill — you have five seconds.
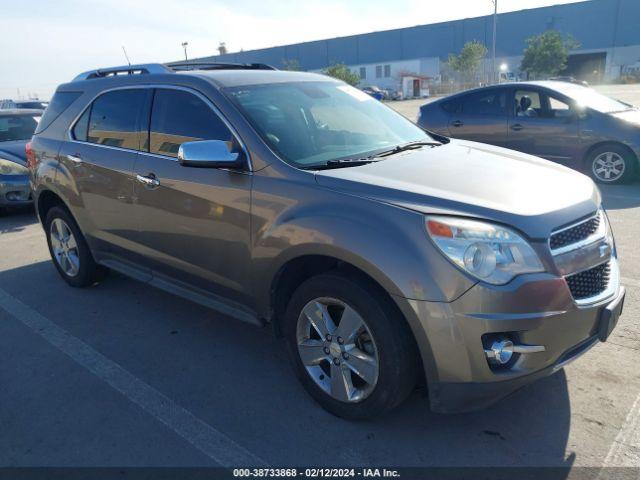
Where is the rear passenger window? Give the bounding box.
[461,90,507,116]
[441,100,459,113]
[88,89,147,150]
[72,107,90,141]
[149,89,233,158]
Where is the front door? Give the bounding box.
[506,88,580,163]
[447,88,510,147]
[132,87,253,304]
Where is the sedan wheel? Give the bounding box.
[296,297,379,403]
[592,151,626,183]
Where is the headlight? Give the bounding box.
[426,216,544,285]
[0,158,28,175]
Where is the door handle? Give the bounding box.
[511,124,524,131]
[66,154,83,165]
[451,120,464,127]
[136,174,160,189]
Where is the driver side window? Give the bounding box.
[514,90,542,118]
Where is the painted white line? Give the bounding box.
[602,391,640,467]
[0,287,268,468]
[621,277,640,289]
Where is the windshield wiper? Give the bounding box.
[307,158,380,170]
[373,140,442,158]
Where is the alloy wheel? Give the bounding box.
[296,297,379,403]
[592,152,625,182]
[50,218,80,277]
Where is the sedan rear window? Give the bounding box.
[0,114,41,142]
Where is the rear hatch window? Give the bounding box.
[34,91,82,134]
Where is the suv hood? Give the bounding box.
[315,140,600,239]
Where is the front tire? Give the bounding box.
[284,273,418,420]
[587,144,636,184]
[45,206,107,287]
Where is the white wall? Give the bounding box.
[349,57,440,90]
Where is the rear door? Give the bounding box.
[506,88,580,163]
[59,88,151,269]
[131,87,253,304]
[447,88,510,147]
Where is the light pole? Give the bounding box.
[181,42,189,62]
[491,0,498,84]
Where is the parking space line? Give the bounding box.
[0,287,268,468]
[602,392,640,467]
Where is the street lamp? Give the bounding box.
[181,42,189,62]
[492,0,498,84]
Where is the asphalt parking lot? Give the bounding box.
[1,89,640,471]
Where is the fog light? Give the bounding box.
[487,339,514,365]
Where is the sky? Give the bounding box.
[0,0,585,99]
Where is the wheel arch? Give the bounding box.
[269,253,428,386]
[36,189,69,226]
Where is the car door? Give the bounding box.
[59,88,152,271]
[447,88,510,147]
[132,87,253,304]
[506,88,580,163]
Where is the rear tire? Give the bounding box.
[284,272,418,420]
[45,206,108,287]
[587,144,636,184]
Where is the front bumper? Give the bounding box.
[399,270,624,414]
[0,174,32,206]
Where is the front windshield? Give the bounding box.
[225,81,431,167]
[0,114,41,142]
[552,83,631,113]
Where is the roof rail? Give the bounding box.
[72,63,173,81]
[167,62,277,72]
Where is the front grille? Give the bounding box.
[566,262,611,300]
[550,214,601,250]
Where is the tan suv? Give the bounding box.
[29,63,624,419]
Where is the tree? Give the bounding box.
[322,63,360,86]
[447,41,488,83]
[282,59,301,71]
[520,30,579,79]
[217,42,228,55]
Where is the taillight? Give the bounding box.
[25,142,36,170]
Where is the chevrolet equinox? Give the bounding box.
[28,63,626,419]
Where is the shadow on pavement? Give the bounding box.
[600,182,640,210]
[0,259,574,470]
[0,206,37,234]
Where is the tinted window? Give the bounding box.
[461,90,507,116]
[88,89,146,150]
[441,99,459,113]
[72,107,91,141]
[0,114,41,142]
[34,91,81,134]
[16,101,46,109]
[149,89,232,158]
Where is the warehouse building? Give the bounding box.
[181,0,640,95]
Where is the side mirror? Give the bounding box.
[177,140,243,169]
